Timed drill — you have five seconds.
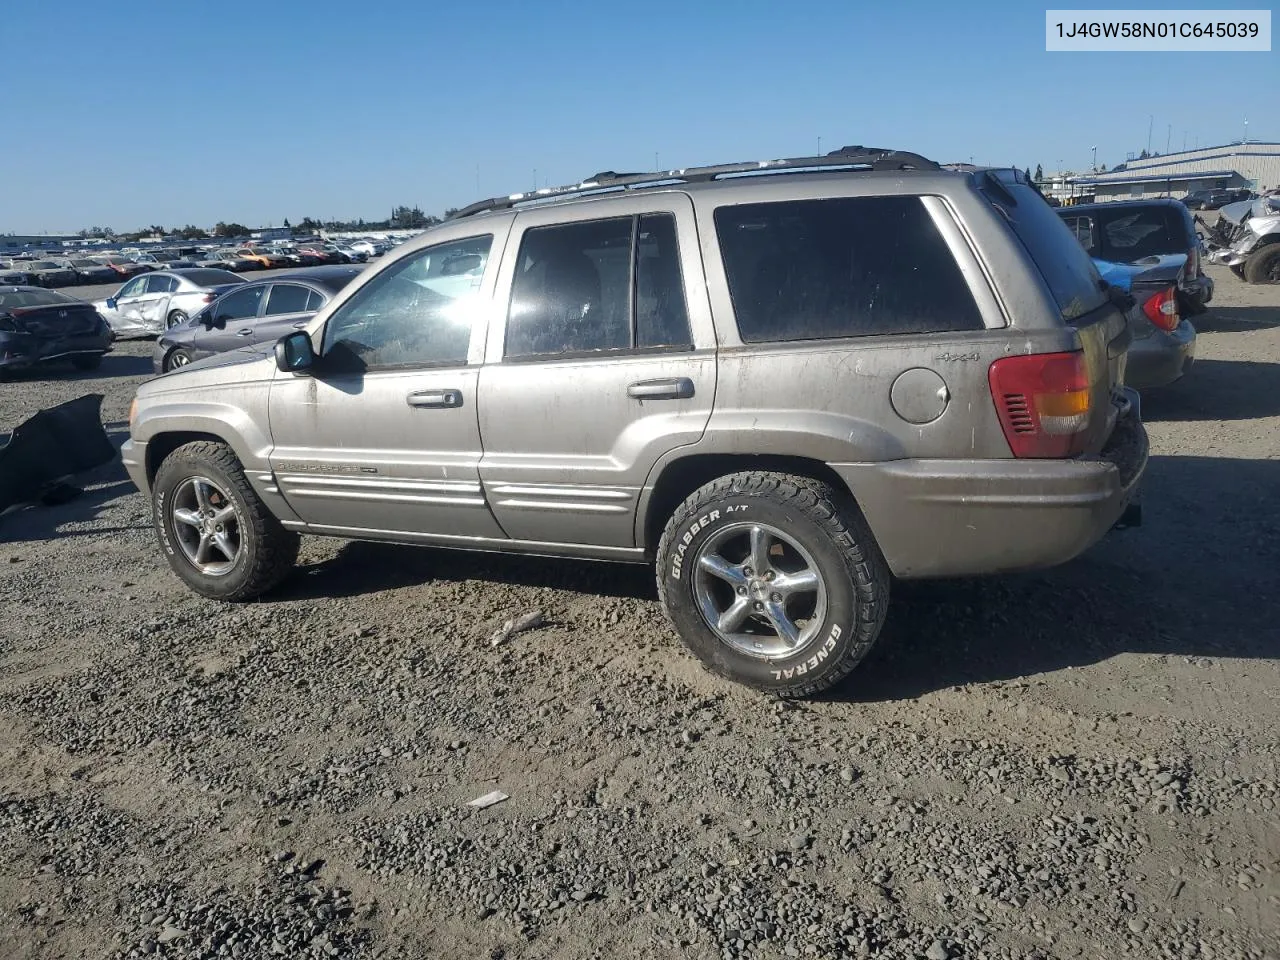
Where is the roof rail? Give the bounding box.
[447,146,940,221]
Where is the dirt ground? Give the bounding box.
[1,265,1277,960]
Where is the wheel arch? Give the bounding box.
[638,453,861,556]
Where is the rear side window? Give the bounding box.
[264,283,312,315]
[714,196,983,343]
[982,176,1105,321]
[505,214,691,358]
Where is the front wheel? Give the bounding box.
[166,310,188,329]
[1243,245,1280,284]
[152,441,298,601]
[164,347,194,372]
[656,472,889,698]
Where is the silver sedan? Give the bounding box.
[94,268,245,338]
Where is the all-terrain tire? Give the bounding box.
[1243,245,1280,284]
[656,471,889,698]
[152,441,299,601]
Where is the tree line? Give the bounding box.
[76,204,459,243]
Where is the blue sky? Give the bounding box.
[3,0,1275,234]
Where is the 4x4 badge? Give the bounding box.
[934,352,980,362]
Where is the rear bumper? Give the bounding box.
[0,335,112,370]
[1126,319,1196,389]
[830,390,1148,579]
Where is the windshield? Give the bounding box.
[71,259,100,267]
[981,171,1106,322]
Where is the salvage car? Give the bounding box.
[91,254,152,279]
[1093,259,1195,388]
[152,265,360,371]
[124,151,1147,697]
[0,286,113,375]
[0,260,34,286]
[23,259,79,288]
[1202,195,1280,283]
[1057,199,1212,314]
[63,258,120,284]
[96,268,245,338]
[199,250,258,272]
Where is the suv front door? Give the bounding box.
[266,232,508,540]
[477,195,716,550]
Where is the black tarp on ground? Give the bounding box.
[0,394,117,512]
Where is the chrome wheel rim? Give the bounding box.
[170,476,242,576]
[692,521,828,660]
[169,351,190,369]
[167,312,186,329]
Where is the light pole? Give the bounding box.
[1147,115,1153,154]
[817,136,822,156]
[1091,145,1097,171]
[1243,116,1249,144]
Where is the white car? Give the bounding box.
[348,239,379,258]
[94,268,245,338]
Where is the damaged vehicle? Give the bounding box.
[95,268,245,339]
[1201,195,1280,283]
[1057,199,1212,315]
[0,287,114,375]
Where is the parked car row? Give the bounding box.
[0,237,396,288]
[1180,188,1255,211]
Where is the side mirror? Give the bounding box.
[275,331,316,373]
[105,298,117,309]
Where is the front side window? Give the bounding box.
[322,234,492,369]
[212,285,265,323]
[715,196,984,342]
[117,277,147,298]
[264,283,312,315]
[505,213,691,359]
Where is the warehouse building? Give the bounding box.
[1066,141,1280,202]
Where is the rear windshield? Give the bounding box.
[181,269,243,286]
[1059,205,1189,262]
[0,289,75,309]
[981,172,1106,322]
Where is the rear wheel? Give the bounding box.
[656,472,889,698]
[1243,245,1280,284]
[164,347,194,372]
[166,309,188,329]
[71,354,102,371]
[152,441,298,601]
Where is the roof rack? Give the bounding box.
[447,146,940,221]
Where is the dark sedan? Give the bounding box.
[153,266,361,373]
[0,287,114,375]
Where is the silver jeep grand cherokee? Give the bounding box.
[123,148,1147,697]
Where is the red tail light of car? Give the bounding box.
[1141,286,1180,332]
[988,351,1092,459]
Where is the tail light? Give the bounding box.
[989,351,1092,458]
[201,293,217,303]
[1141,287,1179,332]
[1186,243,1200,277]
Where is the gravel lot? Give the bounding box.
[1,264,1277,960]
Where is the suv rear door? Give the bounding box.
[477,193,715,550]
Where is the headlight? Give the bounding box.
[128,397,138,430]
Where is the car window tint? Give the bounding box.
[212,285,265,322]
[264,283,312,315]
[715,196,984,342]
[635,214,691,348]
[305,289,326,311]
[322,234,492,369]
[506,217,633,357]
[146,275,178,294]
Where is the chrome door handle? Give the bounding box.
[406,388,463,409]
[291,320,309,329]
[235,328,253,337]
[627,377,694,400]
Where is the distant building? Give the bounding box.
[1059,141,1280,203]
[0,234,79,252]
